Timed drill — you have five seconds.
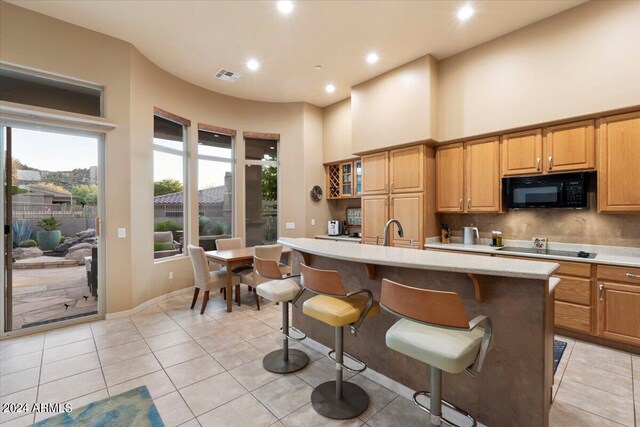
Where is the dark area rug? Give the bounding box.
[554,339,567,374]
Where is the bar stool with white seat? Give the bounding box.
[187,245,240,314]
[380,278,493,427]
[241,244,292,310]
[299,264,380,419]
[252,253,309,373]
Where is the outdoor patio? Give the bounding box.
[11,260,97,330]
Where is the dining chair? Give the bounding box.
[187,245,240,314]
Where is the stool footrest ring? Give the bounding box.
[413,391,477,427]
[280,326,306,341]
[327,350,367,373]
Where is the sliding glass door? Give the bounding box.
[2,125,103,332]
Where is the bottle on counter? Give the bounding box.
[492,230,503,247]
[441,224,451,244]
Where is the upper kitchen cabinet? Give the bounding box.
[435,143,464,212]
[543,120,595,173]
[361,151,389,195]
[325,160,359,199]
[465,137,501,212]
[351,55,438,154]
[323,98,353,164]
[389,145,425,193]
[598,111,640,212]
[501,129,543,176]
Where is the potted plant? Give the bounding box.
[37,216,62,251]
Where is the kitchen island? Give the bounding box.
[279,237,559,427]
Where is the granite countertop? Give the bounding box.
[315,234,362,243]
[424,239,640,269]
[279,237,559,280]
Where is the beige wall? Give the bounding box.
[438,0,640,141]
[351,55,438,154]
[0,1,329,312]
[322,98,353,163]
[0,1,134,313]
[303,104,331,237]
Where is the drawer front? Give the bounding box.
[554,275,591,305]
[555,301,591,333]
[556,261,592,278]
[597,265,640,285]
[499,255,592,278]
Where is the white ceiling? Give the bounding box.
[9,0,585,107]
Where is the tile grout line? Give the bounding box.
[129,304,199,424]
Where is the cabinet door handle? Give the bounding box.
[459,198,463,210]
[548,156,553,170]
[391,182,394,192]
[384,183,388,192]
[467,198,471,209]
[536,157,541,171]
[376,235,379,245]
[598,283,604,301]
[626,273,639,279]
[410,239,414,250]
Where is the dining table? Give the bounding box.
[205,246,293,312]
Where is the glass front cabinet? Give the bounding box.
[325,159,361,199]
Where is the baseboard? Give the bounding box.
[298,336,415,400]
[105,287,192,319]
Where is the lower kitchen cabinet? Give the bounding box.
[389,192,423,248]
[555,301,592,334]
[361,195,388,245]
[597,265,640,346]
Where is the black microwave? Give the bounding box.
[503,172,591,209]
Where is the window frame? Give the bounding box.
[153,114,189,261]
[196,128,236,241]
[243,137,280,247]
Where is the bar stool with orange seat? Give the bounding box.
[299,264,380,419]
[380,278,493,427]
[252,254,309,373]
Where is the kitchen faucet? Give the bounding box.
[382,219,404,246]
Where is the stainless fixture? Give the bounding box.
[463,226,479,245]
[496,246,597,259]
[382,219,404,246]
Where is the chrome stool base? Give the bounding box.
[413,391,477,427]
[262,348,309,374]
[310,381,369,419]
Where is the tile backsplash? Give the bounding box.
[441,206,640,248]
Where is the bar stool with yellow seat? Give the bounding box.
[252,254,309,373]
[380,278,493,427]
[300,264,380,419]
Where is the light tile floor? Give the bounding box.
[1,289,638,427]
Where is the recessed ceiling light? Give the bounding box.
[457,4,475,22]
[366,52,379,64]
[314,65,323,70]
[246,59,260,71]
[277,1,294,14]
[325,84,336,93]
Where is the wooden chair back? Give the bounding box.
[254,256,284,280]
[300,264,347,296]
[215,237,243,251]
[380,278,469,328]
[254,244,282,262]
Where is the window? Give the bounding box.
[0,66,102,117]
[198,130,233,250]
[153,115,186,259]
[245,138,278,247]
